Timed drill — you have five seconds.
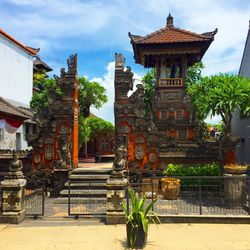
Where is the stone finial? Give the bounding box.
[167,13,174,27]
[115,53,125,69]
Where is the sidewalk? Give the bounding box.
[0,221,250,249]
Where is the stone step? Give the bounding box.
[60,189,107,197]
[71,168,112,175]
[65,182,107,188]
[54,197,107,204]
[69,174,110,180]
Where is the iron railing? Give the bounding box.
[25,188,45,219]
[125,176,250,216]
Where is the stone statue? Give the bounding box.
[113,145,126,172]
[129,84,145,117]
[115,53,125,68]
[9,152,23,172]
[57,136,72,168]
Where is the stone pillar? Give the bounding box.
[0,152,27,224]
[106,145,128,224]
[224,173,247,207]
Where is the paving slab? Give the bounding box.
[0,222,250,249]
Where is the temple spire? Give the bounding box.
[166,13,174,27]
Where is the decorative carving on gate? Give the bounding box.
[27,54,79,172]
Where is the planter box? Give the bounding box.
[161,177,180,200]
[126,222,147,249]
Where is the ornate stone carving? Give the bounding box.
[134,137,145,144]
[58,126,71,135]
[128,84,145,118]
[135,144,144,160]
[27,54,78,172]
[149,153,157,163]
[117,124,130,134]
[45,145,54,160]
[56,135,72,169]
[115,53,125,68]
[34,153,41,164]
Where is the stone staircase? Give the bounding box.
[54,167,112,204]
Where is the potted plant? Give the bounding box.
[123,187,160,249]
[161,164,181,200]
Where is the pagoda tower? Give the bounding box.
[128,14,218,164]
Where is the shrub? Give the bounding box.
[163,163,221,176]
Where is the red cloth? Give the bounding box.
[4,118,24,128]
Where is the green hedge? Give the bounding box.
[163,163,221,176]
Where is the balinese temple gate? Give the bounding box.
[114,15,218,173]
[26,54,78,193]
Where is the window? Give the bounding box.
[0,128,4,141]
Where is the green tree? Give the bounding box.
[186,61,205,86]
[30,78,62,110]
[78,77,108,117]
[78,115,91,157]
[141,69,156,114]
[87,116,114,138]
[187,73,250,135]
[187,73,250,164]
[78,116,114,157]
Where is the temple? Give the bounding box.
[114,15,218,172]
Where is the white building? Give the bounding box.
[0,28,37,150]
[232,21,250,165]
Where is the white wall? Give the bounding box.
[0,124,29,150]
[232,109,250,165]
[0,35,33,106]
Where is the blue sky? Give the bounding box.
[1,0,250,124]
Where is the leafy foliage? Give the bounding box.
[78,115,91,146]
[186,61,205,86]
[141,68,156,115]
[78,116,114,152]
[206,123,223,133]
[30,78,62,110]
[122,188,160,248]
[78,77,108,117]
[163,163,221,176]
[187,73,250,135]
[86,116,114,138]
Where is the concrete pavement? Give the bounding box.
[0,221,250,249]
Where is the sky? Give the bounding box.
[1,0,250,124]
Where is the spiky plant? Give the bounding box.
[123,187,160,248]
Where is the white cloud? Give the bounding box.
[1,0,249,76]
[90,61,115,123]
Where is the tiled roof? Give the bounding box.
[129,14,217,45]
[0,97,31,119]
[129,26,217,44]
[17,106,34,118]
[239,21,250,78]
[34,57,53,72]
[0,28,37,56]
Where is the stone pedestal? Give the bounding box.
[106,177,127,224]
[224,173,247,207]
[0,177,27,224]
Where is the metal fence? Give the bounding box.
[25,188,45,219]
[125,176,250,216]
[67,180,106,218]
